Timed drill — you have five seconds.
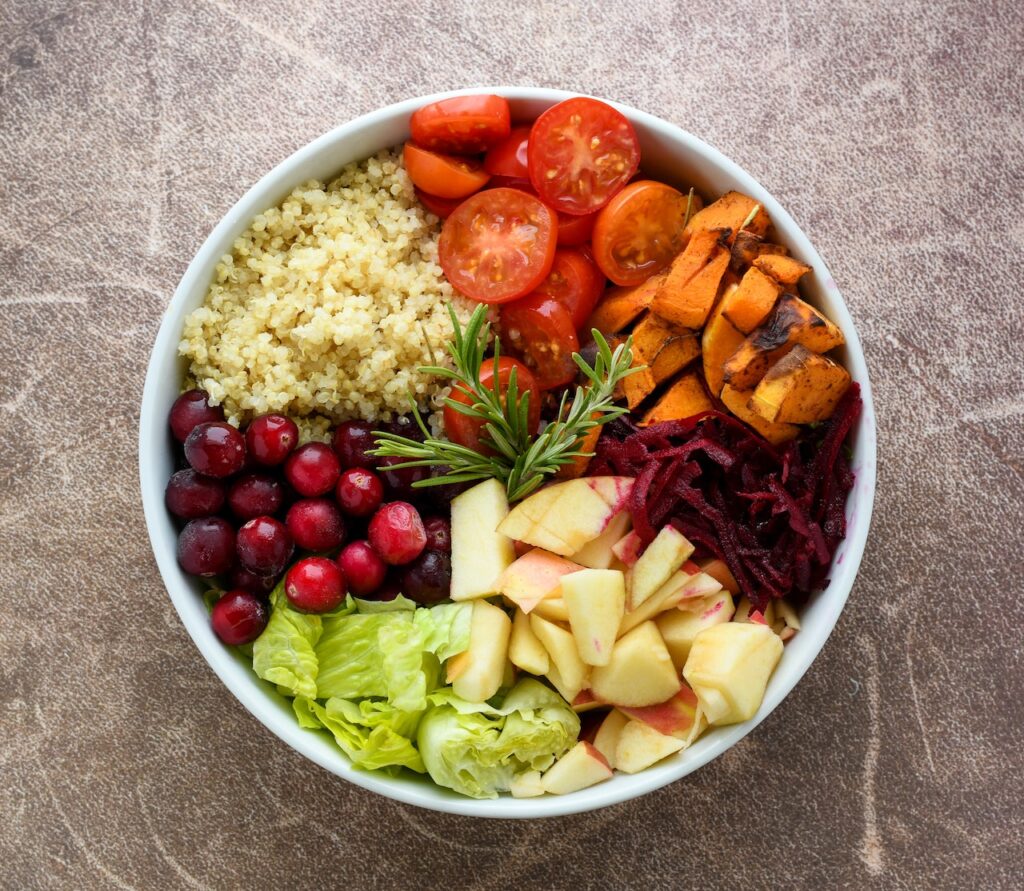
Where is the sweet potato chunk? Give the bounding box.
[753,254,812,286]
[640,371,713,426]
[730,231,788,272]
[652,245,730,328]
[684,191,770,245]
[720,267,782,334]
[623,315,701,409]
[749,345,852,423]
[720,384,798,445]
[588,273,665,335]
[701,308,746,397]
[554,419,603,480]
[722,294,845,389]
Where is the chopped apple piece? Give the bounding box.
[510,770,545,798]
[591,620,681,707]
[775,599,801,631]
[571,511,632,569]
[445,649,470,684]
[452,599,513,703]
[627,526,695,609]
[541,741,613,794]
[656,590,736,669]
[450,479,516,601]
[593,709,629,768]
[509,608,549,675]
[618,683,700,739]
[585,476,634,510]
[531,613,589,700]
[560,568,627,666]
[531,597,570,623]
[546,664,585,704]
[614,720,685,773]
[571,689,604,713]
[697,558,740,595]
[734,596,776,627]
[618,571,722,637]
[683,622,784,725]
[498,549,584,613]
[611,530,643,566]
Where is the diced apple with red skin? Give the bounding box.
[497,477,634,556]
[531,597,570,623]
[452,599,512,703]
[683,622,783,725]
[698,558,740,595]
[615,720,686,773]
[591,620,681,707]
[510,770,545,798]
[774,599,801,642]
[571,510,632,569]
[618,683,700,739]
[450,479,516,601]
[593,709,629,768]
[611,530,643,567]
[734,595,775,627]
[571,689,605,713]
[560,568,626,667]
[627,526,695,609]
[656,591,735,669]
[531,613,589,702]
[541,741,613,794]
[498,549,584,613]
[619,571,723,637]
[509,608,549,675]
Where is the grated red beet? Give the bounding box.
[590,386,862,610]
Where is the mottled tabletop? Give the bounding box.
[2,1,1022,888]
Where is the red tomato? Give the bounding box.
[484,126,531,178]
[557,209,598,246]
[533,249,604,329]
[443,357,541,454]
[500,295,580,390]
[404,143,490,199]
[591,180,689,285]
[439,188,558,304]
[410,95,512,154]
[528,97,641,216]
[414,188,463,219]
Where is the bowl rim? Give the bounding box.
[139,86,877,818]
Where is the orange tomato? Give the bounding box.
[403,143,490,199]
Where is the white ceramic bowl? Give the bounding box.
[140,87,876,818]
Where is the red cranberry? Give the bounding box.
[245,414,299,466]
[401,550,452,605]
[165,469,225,519]
[227,473,284,520]
[337,540,387,595]
[229,565,279,595]
[184,422,246,478]
[211,589,268,645]
[236,516,293,576]
[169,389,224,443]
[285,442,341,497]
[335,467,384,517]
[285,557,347,613]
[377,455,429,500]
[177,517,235,577]
[368,502,426,565]
[422,516,452,552]
[286,498,346,551]
[332,420,377,469]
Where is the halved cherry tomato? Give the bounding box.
[484,126,531,178]
[528,97,641,216]
[410,95,512,154]
[404,143,490,199]
[591,180,688,285]
[557,209,598,246]
[533,248,604,329]
[500,294,580,389]
[439,188,557,304]
[414,188,463,219]
[443,357,541,454]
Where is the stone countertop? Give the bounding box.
[2,1,1022,888]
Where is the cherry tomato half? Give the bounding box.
[591,180,689,286]
[415,188,463,219]
[557,209,598,246]
[404,143,490,199]
[484,126,531,178]
[533,248,605,329]
[439,188,558,304]
[443,357,541,454]
[528,97,641,216]
[410,94,512,154]
[500,294,580,390]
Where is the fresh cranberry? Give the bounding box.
[184,422,246,478]
[229,565,279,595]
[286,498,346,551]
[337,540,387,595]
[368,502,426,565]
[169,389,224,443]
[377,455,430,500]
[401,550,452,605]
[211,590,268,645]
[335,467,385,517]
[236,516,293,576]
[422,516,452,552]
[227,473,284,520]
[177,517,236,577]
[332,420,377,469]
[285,557,347,613]
[165,469,225,519]
[284,442,341,497]
[245,414,299,466]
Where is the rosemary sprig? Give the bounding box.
[369,303,642,502]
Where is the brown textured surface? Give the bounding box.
[2,1,1023,888]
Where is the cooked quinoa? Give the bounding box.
[179,149,474,440]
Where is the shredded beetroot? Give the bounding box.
[590,385,862,611]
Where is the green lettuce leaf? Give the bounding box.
[251,586,325,699]
[352,594,418,613]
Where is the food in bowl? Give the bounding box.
[163,94,862,800]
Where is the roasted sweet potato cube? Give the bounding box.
[588,273,665,334]
[749,346,852,423]
[701,309,746,397]
[720,267,782,334]
[753,254,812,286]
[720,384,799,445]
[554,418,603,480]
[684,191,770,245]
[623,366,657,409]
[658,228,723,294]
[652,246,730,328]
[640,372,713,426]
[730,231,788,272]
[630,313,700,383]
